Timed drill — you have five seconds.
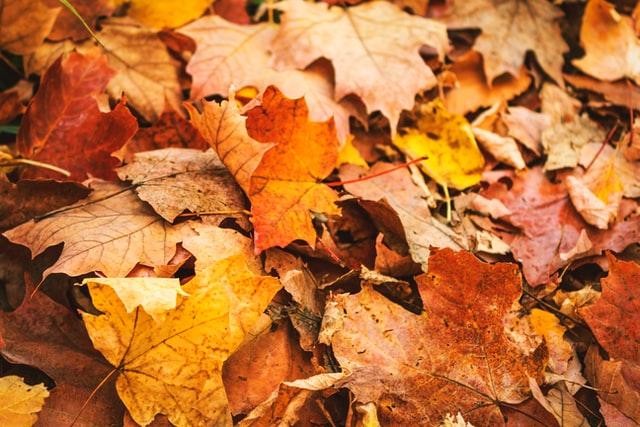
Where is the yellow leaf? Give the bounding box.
[81,277,187,323]
[337,135,368,168]
[124,0,211,29]
[0,376,49,427]
[82,255,281,427]
[393,99,485,190]
[530,309,572,374]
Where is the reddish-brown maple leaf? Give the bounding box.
[17,52,137,181]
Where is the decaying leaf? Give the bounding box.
[271,0,449,133]
[3,180,196,279]
[0,0,59,55]
[324,249,546,425]
[117,148,247,223]
[341,163,467,269]
[82,255,280,426]
[443,0,567,84]
[0,376,49,427]
[394,99,485,190]
[245,87,340,252]
[17,52,138,181]
[573,0,640,85]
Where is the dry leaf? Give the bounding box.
[44,0,114,41]
[325,249,546,425]
[0,376,49,427]
[579,143,640,199]
[3,180,196,279]
[117,148,247,223]
[394,99,485,190]
[0,0,59,55]
[503,106,551,156]
[443,0,567,84]
[245,86,340,252]
[271,0,449,133]
[125,0,211,29]
[17,52,138,181]
[564,73,640,111]
[444,51,532,115]
[573,0,640,85]
[82,255,280,427]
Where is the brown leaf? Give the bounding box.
[444,51,532,115]
[502,106,551,156]
[481,168,640,285]
[271,0,449,133]
[443,0,567,84]
[0,180,89,232]
[17,52,138,181]
[180,17,355,142]
[0,0,60,55]
[3,180,196,279]
[324,249,546,425]
[0,280,124,426]
[117,148,247,223]
[44,0,115,41]
[341,162,467,270]
[564,73,640,111]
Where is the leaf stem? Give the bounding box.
[57,0,107,49]
[326,156,427,187]
[1,158,71,177]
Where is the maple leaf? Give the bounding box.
[0,376,48,426]
[0,180,89,231]
[81,255,281,426]
[340,162,467,269]
[393,99,485,190]
[443,0,568,85]
[124,0,211,29]
[187,96,271,194]
[17,52,138,181]
[271,0,449,133]
[245,86,340,252]
[44,0,114,41]
[179,17,356,142]
[3,180,196,279]
[0,0,60,55]
[444,51,532,116]
[121,110,209,161]
[116,148,248,223]
[573,0,640,85]
[323,249,546,425]
[481,168,640,285]
[0,278,124,426]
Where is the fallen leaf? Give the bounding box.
[44,0,114,41]
[22,39,75,76]
[117,148,247,223]
[0,180,89,231]
[566,170,622,230]
[125,0,211,29]
[245,86,340,252]
[564,73,640,111]
[598,397,638,427]
[0,279,124,426]
[0,376,48,427]
[579,142,640,199]
[84,19,182,121]
[121,110,209,161]
[17,52,138,181]
[337,136,368,168]
[213,0,250,25]
[81,277,186,323]
[573,0,640,85]
[529,309,572,375]
[502,106,551,156]
[324,249,546,425]
[528,380,586,427]
[481,168,640,285]
[341,162,467,269]
[0,0,60,55]
[179,17,357,142]
[3,180,196,279]
[82,255,281,426]
[443,0,567,84]
[187,95,271,193]
[394,99,485,190]
[271,0,449,133]
[444,51,532,115]
[473,125,526,170]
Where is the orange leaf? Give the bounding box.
[246,86,340,252]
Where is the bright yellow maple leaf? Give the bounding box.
[0,376,49,427]
[81,255,281,427]
[123,0,211,29]
[393,99,485,190]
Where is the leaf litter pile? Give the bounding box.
[2,0,640,426]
